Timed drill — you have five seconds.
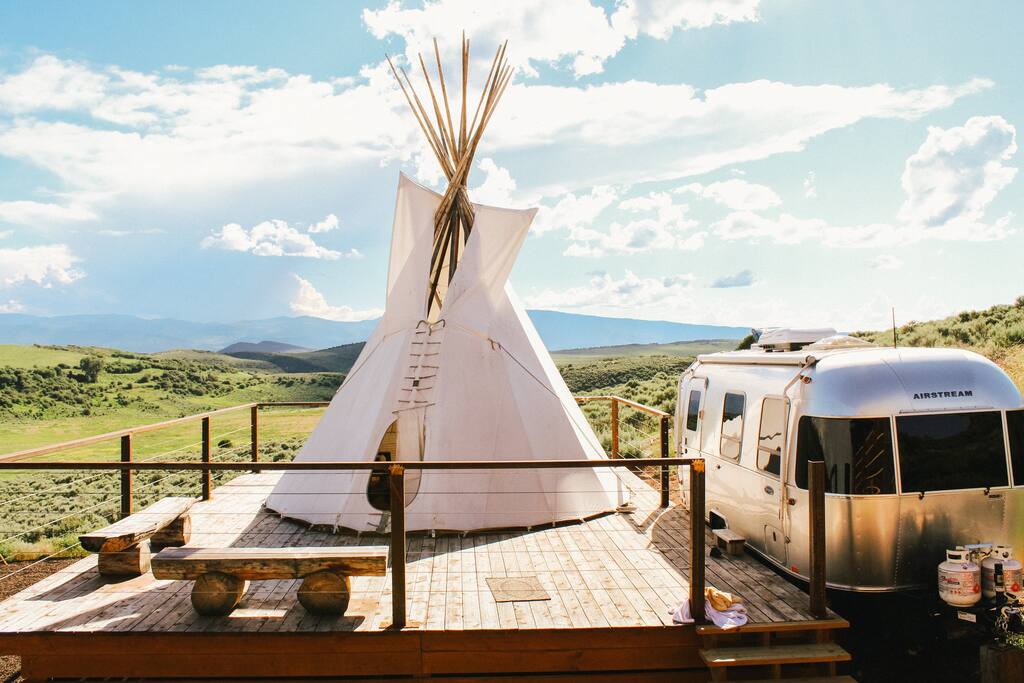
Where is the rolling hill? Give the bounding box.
[220,341,310,354]
[225,342,365,373]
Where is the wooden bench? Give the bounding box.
[151,546,390,616]
[713,528,746,557]
[79,496,194,576]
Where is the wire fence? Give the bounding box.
[0,404,324,565]
[0,398,674,580]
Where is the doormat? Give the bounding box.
[485,576,550,602]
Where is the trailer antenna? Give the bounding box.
[891,307,898,348]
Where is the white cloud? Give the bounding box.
[0,56,413,219]
[96,228,165,237]
[289,275,382,321]
[710,116,1019,249]
[0,245,84,287]
[492,79,990,187]
[202,219,360,259]
[803,171,817,199]
[898,115,1017,230]
[678,178,781,211]
[713,210,899,247]
[525,269,694,310]
[615,0,761,40]
[710,269,756,288]
[307,213,340,233]
[870,254,902,270]
[0,300,24,313]
[532,186,618,235]
[0,52,989,230]
[364,0,761,79]
[471,158,517,206]
[0,200,96,225]
[566,191,700,256]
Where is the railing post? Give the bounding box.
[660,416,670,508]
[610,399,619,458]
[389,464,407,629]
[809,459,827,618]
[201,416,211,500]
[689,459,706,624]
[250,405,260,474]
[120,434,132,519]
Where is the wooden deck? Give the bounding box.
[0,471,841,680]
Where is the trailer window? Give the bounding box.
[720,393,745,460]
[897,411,1007,493]
[685,390,702,432]
[757,398,785,476]
[795,416,895,494]
[1010,410,1024,486]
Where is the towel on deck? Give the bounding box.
[670,587,748,629]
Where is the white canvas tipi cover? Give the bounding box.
[266,174,621,531]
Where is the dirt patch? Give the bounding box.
[0,559,76,683]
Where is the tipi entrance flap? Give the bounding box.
[441,202,537,333]
[395,407,424,506]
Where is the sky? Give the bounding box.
[0,0,1021,332]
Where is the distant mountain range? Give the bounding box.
[0,311,748,353]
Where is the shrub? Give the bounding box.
[78,356,104,383]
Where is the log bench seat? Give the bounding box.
[151,546,390,616]
[79,496,195,576]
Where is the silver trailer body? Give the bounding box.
[675,343,1024,591]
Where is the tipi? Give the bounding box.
[266,38,622,532]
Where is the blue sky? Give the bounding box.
[0,0,1021,331]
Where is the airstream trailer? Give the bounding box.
[675,329,1024,592]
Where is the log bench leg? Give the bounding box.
[151,514,192,551]
[191,571,248,616]
[297,571,351,615]
[98,540,152,577]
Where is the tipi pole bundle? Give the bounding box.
[386,35,513,318]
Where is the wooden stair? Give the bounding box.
[698,618,853,681]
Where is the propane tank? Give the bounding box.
[983,546,1023,600]
[938,548,981,607]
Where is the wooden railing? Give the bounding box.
[0,396,829,624]
[0,401,330,512]
[575,395,672,508]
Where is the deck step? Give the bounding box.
[700,642,851,668]
[697,617,849,636]
[713,528,746,555]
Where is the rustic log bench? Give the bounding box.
[79,496,195,576]
[150,546,390,616]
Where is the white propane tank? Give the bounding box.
[983,546,1023,600]
[938,548,981,607]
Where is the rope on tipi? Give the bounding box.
[386,35,513,320]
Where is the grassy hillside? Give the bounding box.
[0,344,341,455]
[855,296,1024,389]
[226,342,365,373]
[552,339,734,361]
